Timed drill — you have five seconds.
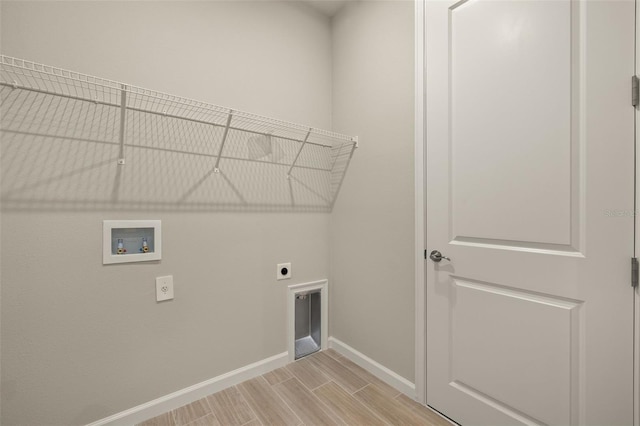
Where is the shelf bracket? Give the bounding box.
[214,110,233,173]
[330,139,358,210]
[287,128,313,178]
[117,84,127,165]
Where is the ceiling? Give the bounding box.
[301,0,348,17]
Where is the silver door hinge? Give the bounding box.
[632,257,638,288]
[632,76,639,107]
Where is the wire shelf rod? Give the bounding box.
[0,82,119,109]
[1,56,354,141]
[1,82,350,143]
[126,87,351,141]
[213,111,233,173]
[0,82,335,149]
[122,143,334,173]
[0,129,334,173]
[125,105,333,148]
[1,92,351,145]
[330,137,358,210]
[287,128,312,177]
[117,85,127,165]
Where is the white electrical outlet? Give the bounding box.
[156,275,174,302]
[277,263,291,280]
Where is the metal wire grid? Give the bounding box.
[0,55,357,211]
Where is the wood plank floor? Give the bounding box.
[137,350,452,426]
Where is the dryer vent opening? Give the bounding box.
[294,290,321,359]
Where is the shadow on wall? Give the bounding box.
[0,60,356,213]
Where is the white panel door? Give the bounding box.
[425,0,635,424]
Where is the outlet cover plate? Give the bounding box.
[156,275,174,301]
[277,263,291,280]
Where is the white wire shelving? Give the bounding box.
[0,55,357,211]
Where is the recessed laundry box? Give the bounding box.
[288,280,328,361]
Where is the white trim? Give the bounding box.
[329,336,416,399]
[287,279,329,363]
[635,2,639,424]
[414,0,427,406]
[635,284,639,426]
[86,352,288,426]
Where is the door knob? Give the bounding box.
[429,250,450,262]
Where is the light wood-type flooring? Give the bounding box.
[138,349,452,426]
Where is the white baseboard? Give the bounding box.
[328,337,416,399]
[88,338,417,425]
[87,352,288,426]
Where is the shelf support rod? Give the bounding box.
[330,138,358,210]
[117,84,127,165]
[214,110,233,173]
[287,128,313,178]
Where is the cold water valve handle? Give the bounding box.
[117,238,126,255]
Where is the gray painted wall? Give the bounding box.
[330,0,415,381]
[0,2,333,424]
[0,1,417,424]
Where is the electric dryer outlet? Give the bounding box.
[277,263,291,280]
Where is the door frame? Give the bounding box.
[414,0,427,406]
[414,1,639,422]
[635,2,640,424]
